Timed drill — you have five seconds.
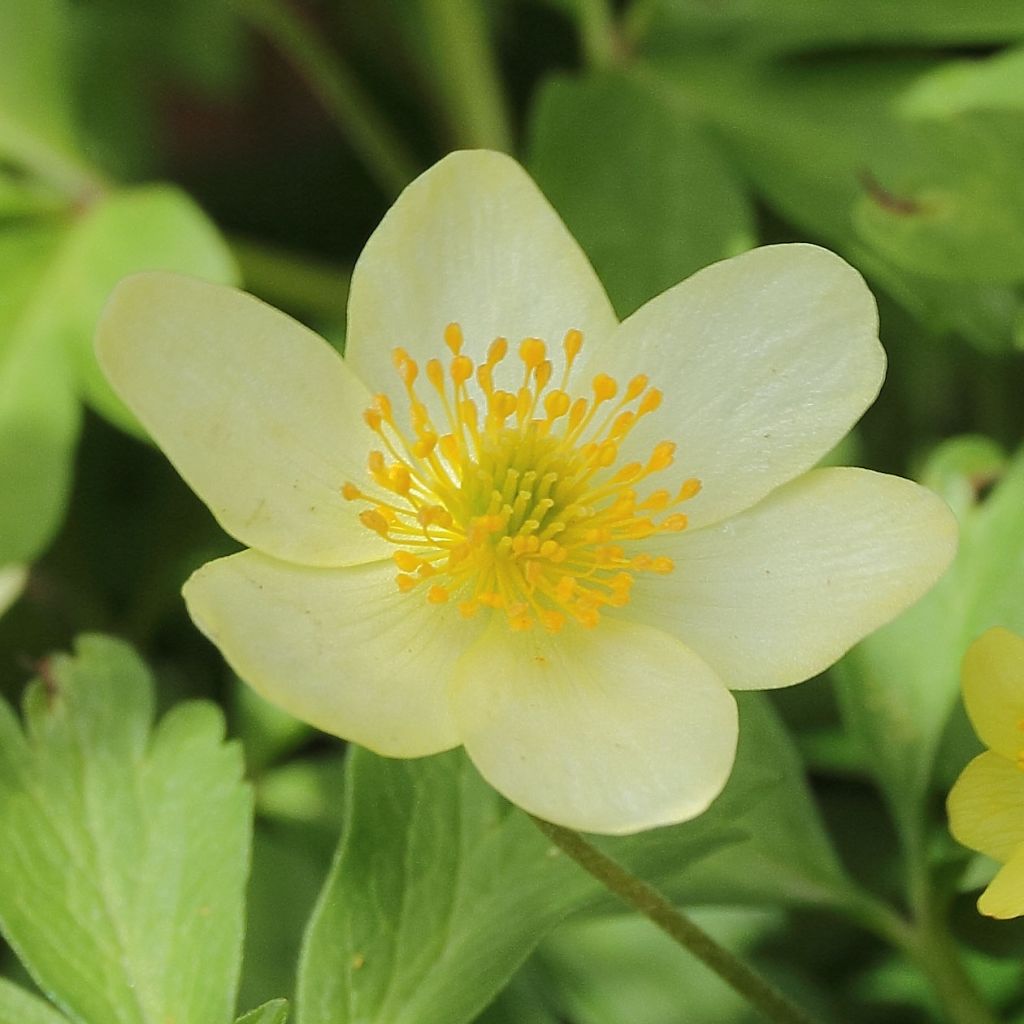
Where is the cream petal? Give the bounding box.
[979,844,1024,919]
[962,628,1024,760]
[97,272,387,567]
[183,550,479,756]
[448,617,737,835]
[586,245,884,530]
[623,467,957,691]
[345,150,618,401]
[947,751,1024,863]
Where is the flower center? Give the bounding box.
[344,324,700,633]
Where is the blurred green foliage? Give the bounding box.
[3,1,1024,1023]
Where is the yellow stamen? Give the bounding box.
[344,325,700,633]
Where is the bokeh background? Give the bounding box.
[4,1,1024,1020]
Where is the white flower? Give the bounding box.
[96,151,956,834]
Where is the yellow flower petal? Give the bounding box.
[449,617,737,835]
[948,751,1024,862]
[962,627,1024,760]
[979,844,1024,919]
[345,150,618,396]
[590,244,884,531]
[624,467,957,690]
[97,273,387,567]
[183,551,476,756]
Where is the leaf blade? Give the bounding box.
[0,635,253,1024]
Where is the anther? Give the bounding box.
[544,390,570,420]
[678,478,702,501]
[638,389,662,416]
[563,328,583,363]
[648,441,675,471]
[351,321,696,632]
[625,374,648,401]
[451,354,473,385]
[444,322,463,354]
[360,509,391,537]
[393,550,421,571]
[426,358,445,391]
[592,374,617,402]
[519,337,546,370]
[487,337,508,364]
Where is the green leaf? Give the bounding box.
[639,0,1024,57]
[834,440,1024,846]
[296,749,578,1024]
[296,746,736,1024]
[0,0,98,195]
[236,1000,289,1024]
[527,71,754,317]
[647,52,1024,348]
[472,963,561,1024]
[0,184,235,565]
[0,978,70,1024]
[898,45,1024,119]
[537,908,780,1024]
[0,226,81,565]
[0,170,65,219]
[640,694,854,911]
[851,113,1024,283]
[297,693,850,1024]
[0,634,252,1024]
[56,184,239,435]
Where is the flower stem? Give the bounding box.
[900,828,1000,1024]
[575,0,623,71]
[418,0,513,151]
[906,919,1001,1024]
[234,0,419,196]
[531,817,821,1024]
[15,139,110,207]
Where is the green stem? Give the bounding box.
[878,819,1001,1024]
[419,0,512,151]
[229,235,350,321]
[234,0,419,196]
[531,817,820,1024]
[576,0,622,70]
[905,917,1001,1024]
[15,138,110,206]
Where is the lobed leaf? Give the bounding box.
[0,635,252,1024]
[236,1000,289,1024]
[0,978,70,1024]
[297,694,849,1024]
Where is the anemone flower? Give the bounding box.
[97,150,956,834]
